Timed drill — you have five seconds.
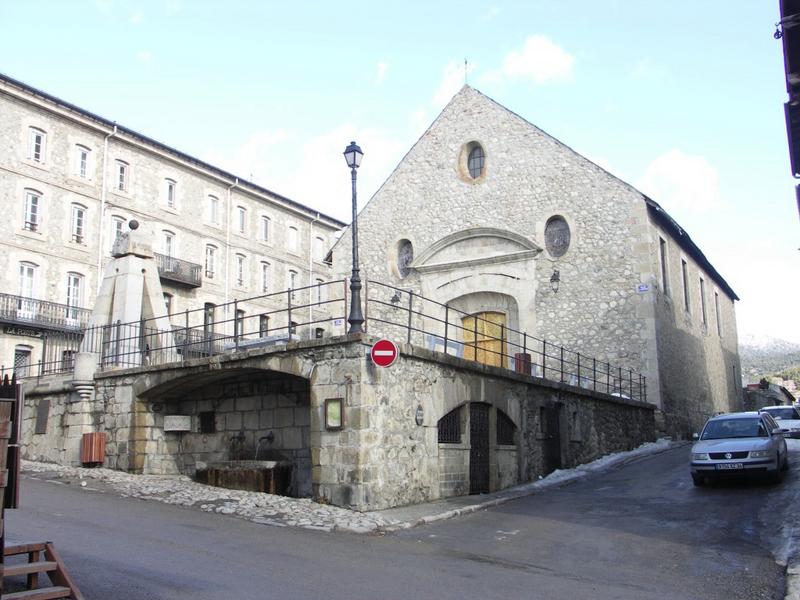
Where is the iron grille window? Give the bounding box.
[199,411,216,434]
[496,410,516,445]
[438,407,461,443]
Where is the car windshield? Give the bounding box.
[701,417,766,440]
[762,407,798,420]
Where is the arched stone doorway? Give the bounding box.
[436,401,518,497]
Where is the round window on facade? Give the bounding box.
[545,216,571,258]
[397,239,414,278]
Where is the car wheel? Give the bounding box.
[691,473,705,487]
[771,464,785,484]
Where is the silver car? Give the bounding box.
[759,405,800,438]
[690,411,789,486]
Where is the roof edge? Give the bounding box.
[0,71,346,228]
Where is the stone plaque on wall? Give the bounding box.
[164,415,192,432]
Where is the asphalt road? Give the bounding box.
[5,444,799,600]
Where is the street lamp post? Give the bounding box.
[343,141,364,334]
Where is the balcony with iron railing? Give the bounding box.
[154,252,202,287]
[0,293,91,332]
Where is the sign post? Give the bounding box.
[370,339,399,368]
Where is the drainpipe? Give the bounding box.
[96,124,118,296]
[308,212,320,338]
[224,178,239,334]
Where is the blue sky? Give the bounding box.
[1,1,797,342]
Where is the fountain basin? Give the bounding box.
[195,460,293,495]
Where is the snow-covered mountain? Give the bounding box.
[739,334,800,384]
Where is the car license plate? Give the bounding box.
[716,463,744,470]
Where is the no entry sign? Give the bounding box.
[371,339,399,368]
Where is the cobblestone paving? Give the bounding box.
[21,460,400,534]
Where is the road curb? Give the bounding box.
[379,440,685,532]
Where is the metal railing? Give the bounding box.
[68,279,348,371]
[154,252,202,287]
[0,293,91,331]
[10,277,647,401]
[363,280,647,402]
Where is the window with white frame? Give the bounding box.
[714,291,723,336]
[110,216,125,252]
[659,237,669,296]
[288,269,298,299]
[681,259,690,312]
[162,230,175,257]
[287,225,298,253]
[699,277,707,327]
[76,145,91,179]
[207,195,219,224]
[163,292,173,316]
[259,314,269,336]
[235,309,246,335]
[165,179,177,209]
[28,127,46,163]
[18,262,37,299]
[260,216,271,242]
[315,278,326,303]
[71,204,87,243]
[66,272,84,320]
[115,160,129,191]
[236,206,247,234]
[314,236,325,261]
[205,245,217,278]
[260,262,270,293]
[23,189,41,232]
[236,254,246,287]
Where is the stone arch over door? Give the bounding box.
[412,227,541,336]
[448,292,519,368]
[435,399,520,498]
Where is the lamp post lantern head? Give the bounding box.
[343,141,364,169]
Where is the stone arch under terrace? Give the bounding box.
[129,358,314,498]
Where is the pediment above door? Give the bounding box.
[412,227,541,274]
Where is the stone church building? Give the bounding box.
[332,85,742,438]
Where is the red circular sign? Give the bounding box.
[371,339,399,367]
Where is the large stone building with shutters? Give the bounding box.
[332,85,743,439]
[0,72,344,377]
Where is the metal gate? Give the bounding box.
[543,401,562,474]
[469,403,490,494]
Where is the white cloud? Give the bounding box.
[432,60,474,107]
[375,61,389,85]
[129,10,143,24]
[136,50,153,63]
[481,35,575,85]
[637,149,720,213]
[201,126,405,223]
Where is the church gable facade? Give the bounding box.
[334,86,741,437]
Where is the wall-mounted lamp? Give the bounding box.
[550,269,560,294]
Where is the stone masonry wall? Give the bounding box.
[331,86,653,408]
[19,336,655,512]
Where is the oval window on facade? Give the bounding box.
[545,216,570,258]
[467,144,485,179]
[397,239,414,278]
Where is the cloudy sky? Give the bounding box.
[1,1,797,342]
